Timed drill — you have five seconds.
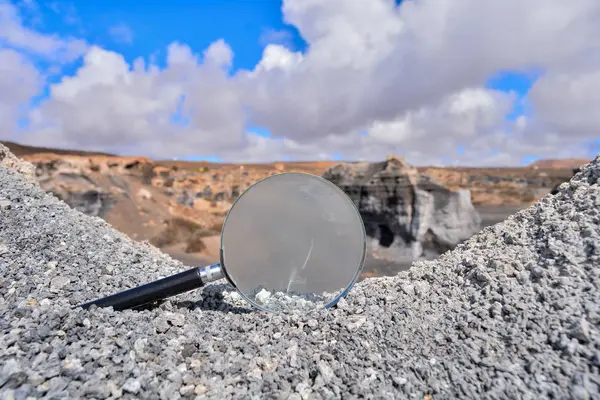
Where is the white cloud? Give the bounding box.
[528,68,600,141]
[108,22,133,45]
[259,28,296,50]
[22,42,246,158]
[0,47,41,138]
[251,44,303,73]
[366,89,513,147]
[2,0,600,165]
[203,39,233,69]
[0,0,86,61]
[214,88,513,165]
[241,0,600,145]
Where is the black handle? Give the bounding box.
[76,266,205,311]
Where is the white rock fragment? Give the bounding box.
[346,316,367,331]
[122,378,141,394]
[255,288,271,303]
[50,276,70,290]
[317,360,335,384]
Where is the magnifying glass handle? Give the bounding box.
[76,263,223,311]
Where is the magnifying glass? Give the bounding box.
[77,172,366,313]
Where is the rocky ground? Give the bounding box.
[1,145,599,399]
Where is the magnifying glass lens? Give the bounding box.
[221,173,366,313]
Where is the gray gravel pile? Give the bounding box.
[1,153,599,400]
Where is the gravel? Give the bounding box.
[239,288,341,313]
[1,152,600,399]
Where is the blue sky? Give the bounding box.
[16,0,312,162]
[19,1,308,109]
[8,0,582,166]
[485,69,541,120]
[22,1,307,74]
[485,69,543,166]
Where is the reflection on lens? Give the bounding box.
[220,172,366,313]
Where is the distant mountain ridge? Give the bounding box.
[1,140,591,169]
[528,158,592,169]
[0,141,114,157]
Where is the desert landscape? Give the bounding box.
[4,1,600,398]
[0,140,584,280]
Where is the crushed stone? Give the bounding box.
[1,154,599,399]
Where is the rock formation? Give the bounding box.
[323,155,482,261]
[20,153,222,250]
[26,154,153,218]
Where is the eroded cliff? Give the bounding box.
[323,155,482,262]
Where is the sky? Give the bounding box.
[1,0,599,166]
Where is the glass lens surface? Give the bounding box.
[220,172,366,313]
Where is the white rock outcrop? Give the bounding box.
[323,155,482,261]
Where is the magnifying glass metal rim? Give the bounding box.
[219,171,367,312]
[76,171,366,313]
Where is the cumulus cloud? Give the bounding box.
[22,43,246,158]
[1,0,600,164]
[213,88,513,165]
[203,39,233,69]
[365,89,513,149]
[0,47,41,138]
[242,0,600,142]
[528,68,600,141]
